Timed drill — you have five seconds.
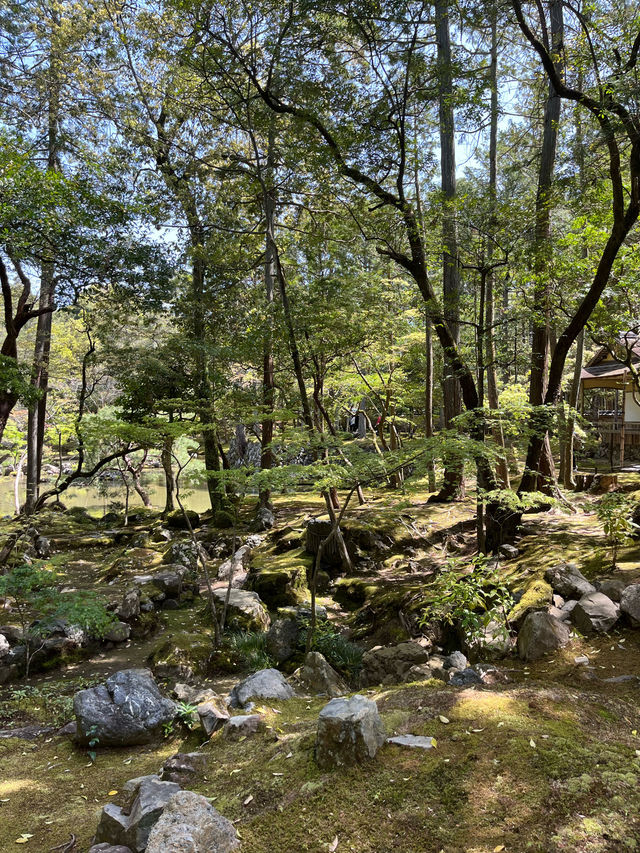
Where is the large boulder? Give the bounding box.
[166,509,200,530]
[217,544,252,586]
[620,583,640,626]
[117,588,141,623]
[146,790,239,853]
[245,565,307,608]
[570,592,619,633]
[265,617,299,664]
[596,577,628,603]
[89,846,133,853]
[223,714,266,740]
[213,589,270,633]
[163,540,200,572]
[0,634,9,659]
[74,669,176,747]
[294,651,349,697]
[517,611,571,661]
[315,695,386,770]
[360,642,429,686]
[104,621,131,643]
[229,668,295,707]
[544,564,596,599]
[94,776,180,852]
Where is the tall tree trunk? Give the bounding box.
[486,7,510,489]
[433,0,464,502]
[161,435,176,514]
[520,0,564,495]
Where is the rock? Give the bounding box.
[596,577,627,603]
[360,642,429,686]
[552,594,565,608]
[449,667,483,686]
[34,535,51,557]
[571,592,619,633]
[212,589,270,633]
[444,650,468,670]
[163,540,200,573]
[138,566,193,598]
[197,700,230,736]
[94,776,181,852]
[517,611,571,661]
[104,621,131,643]
[148,634,212,681]
[507,579,553,627]
[166,509,200,530]
[544,563,596,599]
[161,752,208,785]
[405,663,435,682]
[74,669,176,747]
[118,588,141,623]
[561,599,578,618]
[223,714,265,740]
[0,634,9,659]
[294,651,349,697]
[574,655,589,665]
[476,619,514,655]
[0,625,22,644]
[498,544,519,559]
[252,506,274,532]
[217,544,252,584]
[89,845,133,853]
[265,618,299,664]
[315,695,386,770]
[387,734,435,750]
[145,790,240,853]
[245,565,307,608]
[620,583,640,626]
[229,668,295,707]
[213,509,235,529]
[173,684,218,705]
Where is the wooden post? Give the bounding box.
[620,375,626,470]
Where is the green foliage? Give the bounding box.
[175,701,198,730]
[597,492,636,569]
[225,631,274,672]
[297,617,363,679]
[419,555,514,652]
[86,724,100,763]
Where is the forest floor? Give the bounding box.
[1,475,640,852]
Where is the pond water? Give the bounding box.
[0,472,213,518]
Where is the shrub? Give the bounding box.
[298,617,363,679]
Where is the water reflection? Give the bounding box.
[0,473,212,517]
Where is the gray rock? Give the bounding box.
[252,506,274,532]
[265,618,299,664]
[387,734,434,749]
[405,663,435,682]
[294,651,348,697]
[360,642,430,686]
[173,684,218,705]
[104,621,131,643]
[597,577,627,603]
[217,544,252,585]
[315,695,386,770]
[571,592,619,633]
[444,651,468,670]
[498,544,519,560]
[620,583,640,626]
[74,669,176,747]
[561,599,578,617]
[89,845,133,853]
[163,540,201,572]
[197,700,230,736]
[117,588,141,623]
[229,668,294,707]
[0,634,9,659]
[223,714,265,740]
[544,563,596,599]
[212,589,270,633]
[34,535,51,558]
[449,667,483,686]
[161,752,208,785]
[552,594,565,608]
[95,776,181,852]
[517,611,571,661]
[145,790,240,853]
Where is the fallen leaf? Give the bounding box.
[243,795,253,806]
[438,716,450,724]
[529,739,536,748]
[494,846,505,852]
[123,758,132,765]
[329,836,339,852]
[108,790,118,796]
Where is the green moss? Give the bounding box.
[507,578,553,624]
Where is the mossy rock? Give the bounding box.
[148,631,212,680]
[508,578,553,627]
[166,509,201,529]
[213,509,235,529]
[245,567,308,608]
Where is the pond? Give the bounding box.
[0,472,213,518]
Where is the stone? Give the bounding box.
[217,544,252,584]
[315,695,386,770]
[544,563,596,599]
[212,589,270,633]
[88,845,133,853]
[265,617,299,664]
[387,734,435,749]
[252,506,274,531]
[0,625,22,644]
[104,621,131,643]
[34,535,51,557]
[596,577,627,603]
[117,588,141,623]
[229,668,295,707]
[405,663,435,682]
[574,655,589,665]
[163,540,201,572]
[561,599,578,618]
[295,651,348,697]
[507,580,554,627]
[571,592,619,633]
[0,634,9,659]
[161,752,208,785]
[166,509,200,530]
[197,700,230,736]
[173,684,218,705]
[74,669,176,747]
[498,544,519,560]
[552,594,565,608]
[245,566,307,608]
[517,611,571,661]
[223,714,265,740]
[620,583,640,626]
[360,642,429,686]
[145,790,240,853]
[94,776,181,852]
[449,667,483,686]
[444,650,468,670]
